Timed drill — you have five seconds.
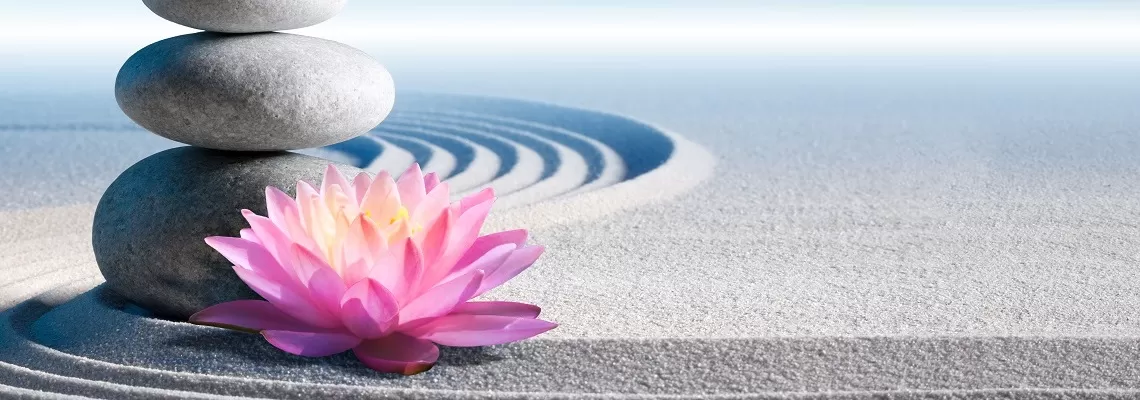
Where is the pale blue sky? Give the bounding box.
[3,1,1140,65]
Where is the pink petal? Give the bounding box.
[416,209,452,284]
[241,209,295,270]
[410,186,451,238]
[296,180,323,234]
[319,184,358,240]
[353,333,439,375]
[321,164,356,201]
[352,172,372,204]
[396,164,426,210]
[262,330,361,357]
[451,301,541,318]
[289,245,347,317]
[340,279,399,339]
[423,205,498,289]
[398,269,483,324]
[453,230,529,275]
[190,300,313,333]
[204,236,291,283]
[204,236,261,271]
[441,243,516,286]
[423,172,441,193]
[360,171,401,224]
[238,229,260,244]
[370,239,423,302]
[475,245,545,297]
[452,199,493,247]
[264,187,314,250]
[458,187,495,215]
[408,315,557,347]
[340,216,386,285]
[230,266,341,329]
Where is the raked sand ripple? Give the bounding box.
[4,93,1140,398]
[0,93,730,399]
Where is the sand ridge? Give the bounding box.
[0,93,727,399]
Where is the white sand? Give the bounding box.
[5,72,1140,398]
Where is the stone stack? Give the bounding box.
[93,0,394,320]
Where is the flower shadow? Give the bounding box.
[161,329,506,379]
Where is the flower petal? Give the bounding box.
[370,239,423,302]
[322,180,359,228]
[341,216,385,286]
[453,230,529,275]
[416,209,452,285]
[204,236,291,284]
[262,330,361,357]
[230,266,341,329]
[399,269,483,324]
[360,171,401,225]
[408,315,557,347]
[412,181,450,228]
[475,245,545,297]
[352,172,372,204]
[238,228,260,244]
[450,301,542,318]
[353,333,439,375]
[189,300,312,333]
[340,279,400,339]
[321,164,356,201]
[441,243,515,286]
[452,198,493,249]
[396,164,426,210]
[288,244,347,317]
[264,187,314,250]
[423,172,441,193]
[458,187,495,215]
[241,209,295,270]
[296,180,323,235]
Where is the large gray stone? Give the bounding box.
[142,0,347,33]
[116,32,394,151]
[93,147,364,320]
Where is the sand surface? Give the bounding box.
[4,65,1140,398]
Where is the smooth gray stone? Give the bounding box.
[93,146,363,320]
[116,32,395,151]
[142,0,347,33]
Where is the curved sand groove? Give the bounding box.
[389,107,624,193]
[381,121,546,198]
[0,93,727,399]
[0,384,87,400]
[373,126,500,195]
[371,133,441,175]
[7,285,1140,399]
[393,116,563,181]
[381,122,520,188]
[300,94,671,212]
[358,136,416,174]
[397,110,620,192]
[383,116,589,209]
[373,125,476,181]
[374,133,457,180]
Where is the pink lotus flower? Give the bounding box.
[190,164,556,375]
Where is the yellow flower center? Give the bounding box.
[389,207,410,225]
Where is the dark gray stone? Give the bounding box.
[142,0,347,33]
[93,147,364,320]
[116,32,395,151]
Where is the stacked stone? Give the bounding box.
[93,0,395,320]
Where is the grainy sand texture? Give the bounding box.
[4,65,1140,398]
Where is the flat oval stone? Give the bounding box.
[93,147,364,320]
[116,32,394,151]
[142,0,347,33]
